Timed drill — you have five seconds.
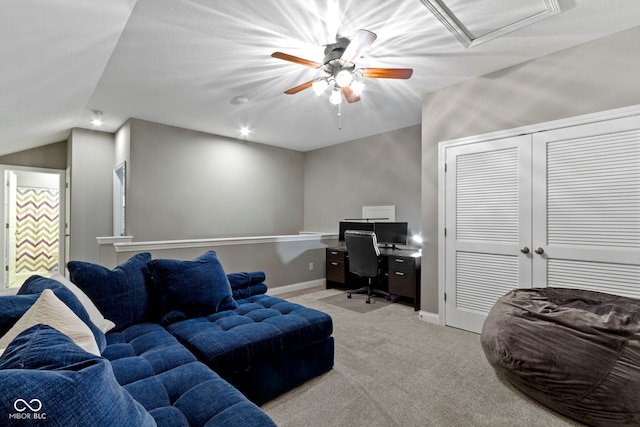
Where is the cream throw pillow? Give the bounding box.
[50,273,116,333]
[0,289,100,356]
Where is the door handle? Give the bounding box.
[534,247,545,255]
[520,247,530,254]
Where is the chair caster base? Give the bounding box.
[366,299,371,304]
[347,293,352,299]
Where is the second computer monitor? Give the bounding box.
[374,222,408,247]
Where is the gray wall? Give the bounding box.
[68,128,114,263]
[421,26,640,314]
[107,236,335,288]
[304,124,422,237]
[0,141,67,169]
[122,119,305,241]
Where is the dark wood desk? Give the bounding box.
[325,246,421,311]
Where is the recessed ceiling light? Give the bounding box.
[230,96,249,105]
[239,127,250,136]
[91,110,104,126]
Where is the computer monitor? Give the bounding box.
[338,221,374,241]
[374,222,408,248]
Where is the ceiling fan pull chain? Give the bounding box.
[337,103,342,130]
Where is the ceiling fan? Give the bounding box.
[271,29,413,105]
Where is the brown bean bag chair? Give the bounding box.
[481,287,640,426]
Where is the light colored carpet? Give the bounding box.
[262,289,582,427]
[317,291,392,313]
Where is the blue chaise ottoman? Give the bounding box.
[166,294,334,405]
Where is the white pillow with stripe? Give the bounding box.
[0,289,100,356]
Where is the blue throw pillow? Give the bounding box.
[147,251,238,325]
[6,278,106,353]
[227,271,267,290]
[0,325,156,427]
[0,294,39,337]
[67,253,154,331]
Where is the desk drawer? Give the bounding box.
[326,260,346,283]
[389,256,416,271]
[389,269,416,298]
[326,249,345,262]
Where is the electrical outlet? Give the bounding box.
[308,262,314,271]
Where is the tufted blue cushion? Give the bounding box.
[6,278,106,353]
[166,294,334,403]
[0,325,156,427]
[168,294,333,372]
[147,251,238,325]
[67,253,155,331]
[104,322,276,426]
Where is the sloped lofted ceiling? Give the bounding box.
[1,0,640,156]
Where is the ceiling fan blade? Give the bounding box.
[363,68,413,79]
[284,80,314,95]
[271,52,321,68]
[342,86,361,103]
[340,29,377,64]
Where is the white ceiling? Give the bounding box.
[1,0,640,155]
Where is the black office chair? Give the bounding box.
[345,230,392,304]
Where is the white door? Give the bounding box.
[6,171,17,286]
[1,167,66,290]
[532,115,640,295]
[444,135,532,333]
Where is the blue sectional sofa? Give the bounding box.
[0,251,334,426]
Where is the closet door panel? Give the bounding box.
[533,115,640,297]
[445,135,531,333]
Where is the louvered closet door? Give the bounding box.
[445,135,532,333]
[532,115,640,296]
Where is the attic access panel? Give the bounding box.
[419,0,560,47]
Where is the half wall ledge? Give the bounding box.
[96,233,339,292]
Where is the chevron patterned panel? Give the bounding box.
[15,187,60,274]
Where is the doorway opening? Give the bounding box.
[1,166,65,290]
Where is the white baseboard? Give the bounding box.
[267,279,326,296]
[417,310,440,325]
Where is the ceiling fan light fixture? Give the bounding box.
[350,80,365,96]
[312,78,329,96]
[335,69,353,88]
[329,88,343,105]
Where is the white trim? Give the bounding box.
[437,142,447,327]
[96,236,133,245]
[266,279,326,296]
[418,0,560,48]
[417,310,440,325]
[112,233,337,253]
[439,104,640,148]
